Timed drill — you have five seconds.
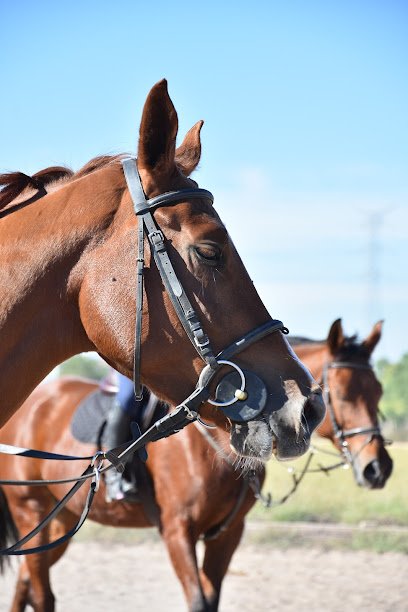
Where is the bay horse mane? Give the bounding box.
[0,154,124,211]
[290,333,369,358]
[289,336,323,346]
[0,146,197,214]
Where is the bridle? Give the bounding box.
[321,360,384,465]
[0,158,291,556]
[122,157,289,423]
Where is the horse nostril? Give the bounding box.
[363,459,384,489]
[303,390,325,434]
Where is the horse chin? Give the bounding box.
[229,420,274,462]
[271,429,311,461]
[229,417,312,463]
[228,388,324,462]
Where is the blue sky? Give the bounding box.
[1,1,407,361]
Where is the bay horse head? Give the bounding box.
[0,80,325,461]
[318,319,393,488]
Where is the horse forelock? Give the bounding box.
[290,333,370,362]
[334,335,372,363]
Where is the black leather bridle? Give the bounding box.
[122,157,289,423]
[321,361,383,464]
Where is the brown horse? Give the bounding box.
[0,79,324,462]
[291,318,392,488]
[0,320,391,611]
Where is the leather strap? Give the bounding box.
[0,442,93,461]
[322,361,383,443]
[122,157,218,397]
[0,401,199,555]
[133,215,145,399]
[1,466,95,555]
[136,189,214,214]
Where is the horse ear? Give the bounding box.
[363,320,384,355]
[175,120,203,177]
[327,318,344,355]
[138,79,178,174]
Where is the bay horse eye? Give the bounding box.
[193,244,222,266]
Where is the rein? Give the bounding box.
[0,158,290,556]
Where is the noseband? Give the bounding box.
[321,361,383,463]
[122,158,288,423]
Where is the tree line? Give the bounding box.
[377,353,408,427]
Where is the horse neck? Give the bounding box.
[292,342,332,437]
[0,165,122,425]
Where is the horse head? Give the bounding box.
[318,319,393,488]
[51,80,325,462]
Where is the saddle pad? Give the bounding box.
[71,390,115,445]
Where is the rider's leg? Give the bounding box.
[104,399,134,502]
[103,373,149,502]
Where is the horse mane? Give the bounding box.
[290,333,371,360]
[0,167,73,210]
[336,334,371,360]
[0,154,124,211]
[74,155,123,179]
[289,336,323,346]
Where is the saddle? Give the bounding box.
[70,388,163,525]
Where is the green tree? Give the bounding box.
[377,354,408,425]
[59,354,109,381]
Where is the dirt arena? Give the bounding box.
[1,525,407,611]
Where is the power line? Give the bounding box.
[362,208,392,325]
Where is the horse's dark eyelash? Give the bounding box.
[193,246,222,267]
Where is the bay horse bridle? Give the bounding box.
[321,360,384,465]
[122,157,289,423]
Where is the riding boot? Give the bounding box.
[103,401,138,502]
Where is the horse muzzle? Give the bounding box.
[269,389,326,461]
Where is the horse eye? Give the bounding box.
[194,244,222,265]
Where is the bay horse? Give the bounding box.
[290,318,392,488]
[0,319,391,611]
[0,79,325,462]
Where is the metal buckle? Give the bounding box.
[91,451,106,492]
[148,230,165,251]
[194,336,210,349]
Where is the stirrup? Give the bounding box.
[105,471,140,503]
[105,470,125,503]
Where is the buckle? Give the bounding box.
[194,335,210,349]
[148,230,165,252]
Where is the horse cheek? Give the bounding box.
[77,268,134,376]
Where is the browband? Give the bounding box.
[122,157,213,214]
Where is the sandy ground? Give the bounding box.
[1,530,407,612]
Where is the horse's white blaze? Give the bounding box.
[280,379,309,436]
